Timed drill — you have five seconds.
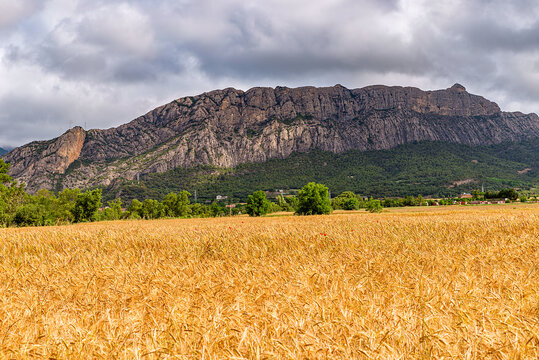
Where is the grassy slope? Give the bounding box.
[105,139,539,202]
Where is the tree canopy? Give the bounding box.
[246,190,271,217]
[332,191,360,210]
[72,189,103,222]
[296,182,332,215]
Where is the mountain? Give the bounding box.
[0,148,7,156]
[3,84,539,195]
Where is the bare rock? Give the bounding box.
[3,126,86,190]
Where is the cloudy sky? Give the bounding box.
[1,0,538,148]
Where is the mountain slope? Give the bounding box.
[107,139,539,202]
[0,148,7,156]
[3,84,539,193]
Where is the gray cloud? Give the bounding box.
[0,0,538,148]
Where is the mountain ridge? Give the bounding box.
[3,84,539,193]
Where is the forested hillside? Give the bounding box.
[106,139,539,202]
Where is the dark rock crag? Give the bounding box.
[3,84,539,192]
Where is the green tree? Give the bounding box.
[365,199,383,213]
[277,194,294,212]
[141,199,164,219]
[29,189,58,226]
[285,195,299,212]
[109,198,124,219]
[163,191,191,217]
[332,191,360,210]
[100,198,124,220]
[246,190,271,217]
[471,189,483,200]
[0,159,27,226]
[498,188,518,201]
[128,199,143,219]
[296,182,332,215]
[13,203,42,226]
[190,203,207,217]
[55,188,80,223]
[72,189,103,222]
[269,201,282,213]
[0,159,11,184]
[209,202,225,217]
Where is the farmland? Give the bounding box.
[0,204,538,359]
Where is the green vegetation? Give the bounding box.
[0,160,10,183]
[0,161,26,226]
[0,153,534,228]
[0,159,247,227]
[332,191,361,210]
[245,190,271,217]
[485,188,519,200]
[365,199,383,213]
[72,189,103,222]
[296,182,332,215]
[162,191,191,217]
[2,137,538,227]
[103,140,539,203]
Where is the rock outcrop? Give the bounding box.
[4,127,86,190]
[3,84,539,192]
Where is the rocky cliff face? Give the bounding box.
[3,84,539,192]
[3,127,86,190]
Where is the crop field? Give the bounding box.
[0,204,538,359]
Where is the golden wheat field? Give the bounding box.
[0,204,538,359]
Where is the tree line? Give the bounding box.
[0,159,238,226]
[1,159,531,227]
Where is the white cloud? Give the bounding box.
[77,3,155,57]
[0,0,538,148]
